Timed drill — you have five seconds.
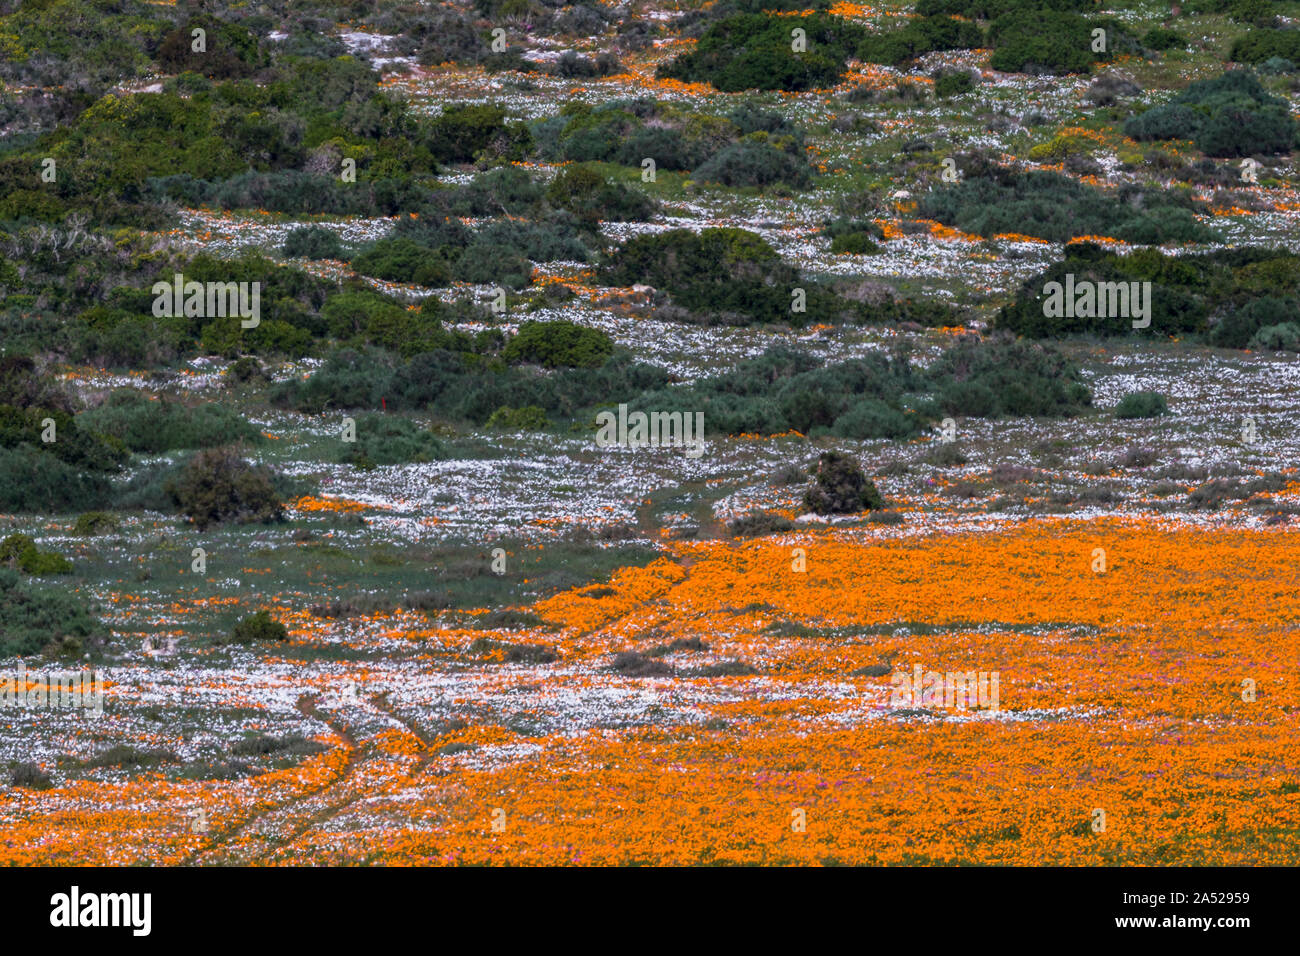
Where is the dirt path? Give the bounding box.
[182,693,367,866]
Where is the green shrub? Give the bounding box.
[351,238,452,287]
[858,16,983,67]
[339,414,447,467]
[73,511,120,536]
[1000,246,1300,347]
[157,16,268,79]
[933,70,975,97]
[1142,27,1185,51]
[1212,296,1300,348]
[282,226,344,260]
[77,391,263,454]
[728,510,796,537]
[600,227,844,326]
[485,405,550,430]
[987,10,1113,75]
[0,445,111,513]
[502,321,614,369]
[545,165,656,223]
[1231,27,1300,65]
[931,336,1092,418]
[657,13,863,92]
[918,168,1216,244]
[426,103,530,163]
[0,533,72,575]
[0,567,105,658]
[692,137,811,189]
[1115,391,1168,419]
[166,447,285,530]
[0,404,128,473]
[829,232,881,255]
[453,242,533,289]
[1249,322,1300,351]
[804,451,883,514]
[229,609,289,644]
[1123,71,1297,158]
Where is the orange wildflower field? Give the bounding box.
[5,521,1297,866]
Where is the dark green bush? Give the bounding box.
[918,168,1216,244]
[1115,391,1168,419]
[9,762,52,790]
[1231,27,1300,65]
[0,567,105,659]
[931,336,1092,418]
[1000,245,1300,347]
[728,510,796,536]
[0,445,111,513]
[485,405,549,430]
[987,10,1115,74]
[450,241,533,289]
[601,228,845,326]
[73,511,120,536]
[0,533,72,575]
[692,137,811,189]
[1212,296,1300,348]
[657,13,863,92]
[933,70,975,97]
[1124,70,1297,157]
[427,103,530,163]
[858,16,983,67]
[165,447,285,530]
[1249,321,1300,351]
[77,390,263,454]
[351,237,451,287]
[282,226,344,260]
[228,609,289,644]
[502,321,615,369]
[1142,27,1185,51]
[339,414,447,467]
[545,165,656,223]
[804,451,883,514]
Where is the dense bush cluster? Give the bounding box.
[917,167,1217,244]
[1230,27,1300,65]
[997,243,1300,347]
[599,228,845,327]
[531,99,812,187]
[657,13,862,92]
[857,16,984,68]
[0,533,72,575]
[1124,71,1297,157]
[77,390,263,453]
[270,346,672,427]
[626,337,1090,440]
[500,321,615,369]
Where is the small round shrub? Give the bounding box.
[933,71,974,97]
[485,405,550,430]
[229,610,289,644]
[804,451,884,514]
[1115,391,1168,419]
